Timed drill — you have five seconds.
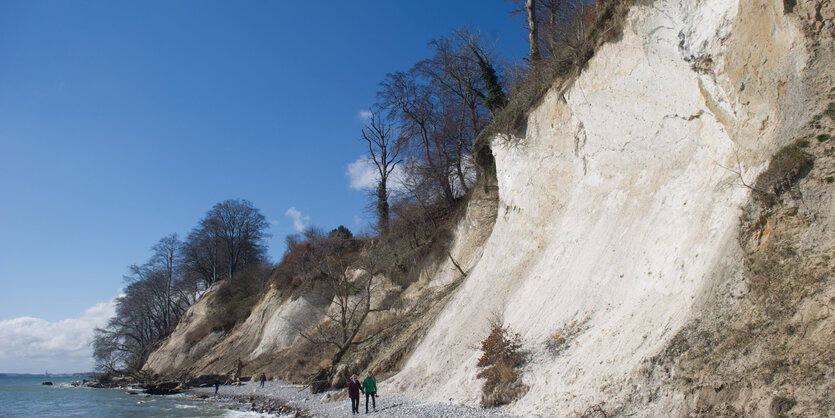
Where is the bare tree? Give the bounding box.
[526,0,542,62]
[183,199,270,285]
[93,262,194,375]
[378,29,503,207]
[150,234,179,330]
[183,219,223,288]
[361,107,403,232]
[293,233,394,369]
[93,200,273,375]
[552,0,598,66]
[379,70,457,205]
[507,0,600,65]
[208,199,271,280]
[537,0,565,52]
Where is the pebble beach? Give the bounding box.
[192,380,518,417]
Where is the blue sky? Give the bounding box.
[0,1,527,372]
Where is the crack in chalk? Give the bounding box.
[574,122,587,158]
[662,109,705,122]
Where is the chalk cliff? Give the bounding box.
[147,0,835,415]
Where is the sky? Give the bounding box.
[0,1,527,373]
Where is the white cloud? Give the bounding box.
[269,219,278,226]
[284,207,310,232]
[358,110,373,121]
[347,157,378,191]
[346,156,409,193]
[0,299,116,373]
[354,216,362,226]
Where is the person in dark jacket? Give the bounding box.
[347,375,361,414]
[362,371,377,412]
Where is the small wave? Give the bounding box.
[222,410,273,417]
[175,404,198,409]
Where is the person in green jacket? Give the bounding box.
[361,371,377,413]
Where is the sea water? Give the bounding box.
[0,376,248,417]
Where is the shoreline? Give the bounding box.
[187,380,517,417]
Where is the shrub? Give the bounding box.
[754,139,814,202]
[770,395,796,417]
[206,264,271,331]
[824,102,835,120]
[476,318,527,407]
[816,133,830,142]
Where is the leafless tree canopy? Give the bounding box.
[182,199,271,287]
[361,107,403,232]
[285,229,394,368]
[508,0,600,65]
[376,28,501,208]
[93,200,272,375]
[93,234,198,374]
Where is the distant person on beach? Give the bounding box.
[259,373,266,387]
[214,380,220,395]
[362,371,378,412]
[348,375,361,414]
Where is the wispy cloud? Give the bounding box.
[358,110,373,121]
[269,219,278,226]
[0,299,116,373]
[284,207,310,232]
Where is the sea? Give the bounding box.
[0,375,259,417]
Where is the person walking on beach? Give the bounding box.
[214,380,220,395]
[259,373,266,388]
[347,375,361,414]
[362,371,378,413]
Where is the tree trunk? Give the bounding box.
[526,0,541,62]
[377,179,389,232]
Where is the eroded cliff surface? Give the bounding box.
[145,0,834,415]
[387,0,833,415]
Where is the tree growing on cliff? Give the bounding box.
[287,230,400,392]
[360,106,403,232]
[93,200,272,375]
[526,0,542,62]
[508,0,600,65]
[182,199,270,286]
[377,28,502,207]
[92,234,198,374]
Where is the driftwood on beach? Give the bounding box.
[142,381,181,395]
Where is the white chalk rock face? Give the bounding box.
[249,285,333,360]
[387,0,807,414]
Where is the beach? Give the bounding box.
[195,380,517,417]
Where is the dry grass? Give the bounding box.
[545,315,590,356]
